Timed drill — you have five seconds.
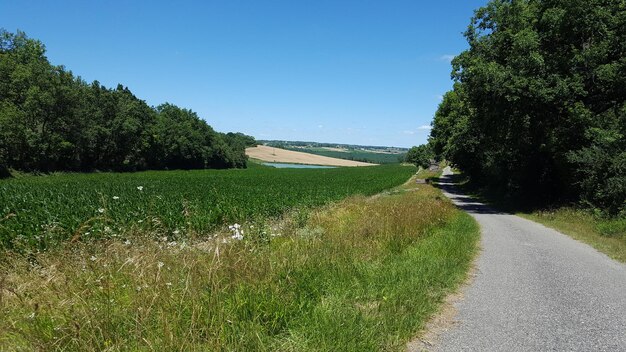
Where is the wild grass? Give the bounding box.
[0,176,479,351]
[413,168,442,182]
[520,208,626,263]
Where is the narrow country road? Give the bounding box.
[432,167,626,351]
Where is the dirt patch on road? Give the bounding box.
[246,145,375,167]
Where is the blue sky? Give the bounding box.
[1,0,486,148]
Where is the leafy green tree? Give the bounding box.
[430,0,626,214]
[405,144,434,169]
[0,29,252,174]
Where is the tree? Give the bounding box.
[0,29,254,173]
[430,0,626,214]
[405,144,434,169]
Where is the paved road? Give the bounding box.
[432,167,626,352]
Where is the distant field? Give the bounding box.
[286,146,406,164]
[0,164,415,250]
[246,145,374,166]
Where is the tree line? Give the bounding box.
[0,30,255,176]
[429,0,625,215]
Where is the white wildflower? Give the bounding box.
[231,233,244,241]
[137,186,144,191]
[28,312,35,319]
[90,255,97,261]
[124,240,131,245]
[173,229,180,235]
[228,223,244,240]
[157,261,164,269]
[97,208,105,214]
[166,282,172,287]
[112,196,120,200]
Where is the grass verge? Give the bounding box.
[0,175,478,351]
[453,170,626,263]
[519,209,626,263]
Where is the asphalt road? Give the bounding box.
[432,167,626,352]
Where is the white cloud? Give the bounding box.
[317,124,324,129]
[436,95,444,101]
[418,125,432,130]
[402,130,415,135]
[440,54,455,62]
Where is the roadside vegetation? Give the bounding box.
[424,0,625,261]
[405,144,435,169]
[0,168,479,351]
[454,171,626,263]
[520,209,626,263]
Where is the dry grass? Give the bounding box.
[0,181,478,351]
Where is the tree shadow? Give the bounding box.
[434,173,508,215]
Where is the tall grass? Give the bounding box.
[0,180,479,351]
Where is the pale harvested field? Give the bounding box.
[320,146,349,152]
[246,145,375,167]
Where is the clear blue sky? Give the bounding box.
[1,0,486,148]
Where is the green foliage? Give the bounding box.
[596,217,626,238]
[0,29,254,173]
[0,164,416,250]
[405,144,434,168]
[430,0,626,214]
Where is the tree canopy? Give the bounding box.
[0,30,254,174]
[405,144,434,169]
[430,0,626,215]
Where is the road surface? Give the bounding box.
[432,167,626,351]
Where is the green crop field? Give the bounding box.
[0,164,415,250]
